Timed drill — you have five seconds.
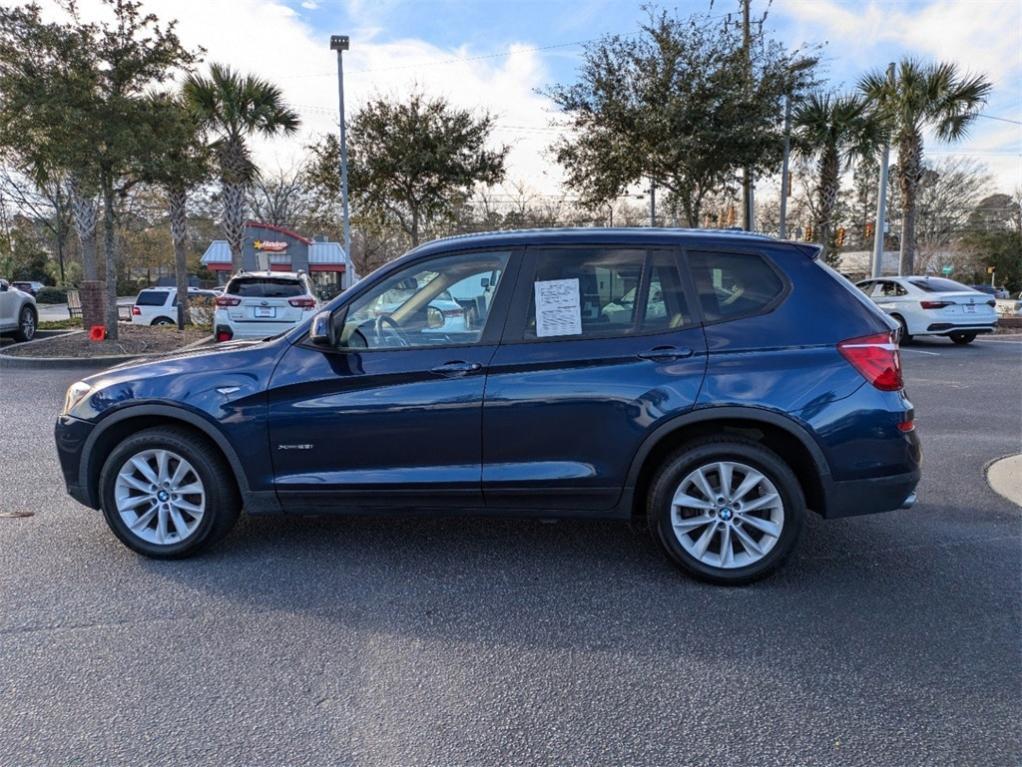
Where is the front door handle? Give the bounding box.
[431,361,482,377]
[638,346,693,361]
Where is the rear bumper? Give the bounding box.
[923,321,996,335]
[824,467,921,518]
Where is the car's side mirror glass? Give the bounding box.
[309,310,334,345]
[0,282,7,292]
[425,306,444,329]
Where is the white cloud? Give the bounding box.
[31,0,567,196]
[300,1,319,8]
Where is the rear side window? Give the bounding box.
[135,290,170,306]
[688,251,784,322]
[227,277,303,298]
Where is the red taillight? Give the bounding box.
[131,305,141,315]
[897,419,915,433]
[838,332,903,391]
[288,297,316,310]
[215,296,241,307]
[920,300,949,310]
[215,326,233,342]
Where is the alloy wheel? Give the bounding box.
[670,460,784,569]
[114,448,206,545]
[20,308,35,340]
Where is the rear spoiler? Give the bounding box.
[796,243,824,260]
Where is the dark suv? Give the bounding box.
[55,229,921,584]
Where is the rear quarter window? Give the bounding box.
[135,290,170,306]
[227,277,303,298]
[688,251,785,322]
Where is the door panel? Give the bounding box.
[482,329,707,510]
[268,343,495,510]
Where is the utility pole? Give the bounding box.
[649,178,656,227]
[871,62,895,279]
[330,35,352,277]
[778,94,792,239]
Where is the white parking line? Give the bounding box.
[900,348,941,356]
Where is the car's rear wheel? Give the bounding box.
[950,332,976,345]
[152,316,174,326]
[13,305,36,342]
[648,437,805,585]
[99,427,240,558]
[892,314,912,344]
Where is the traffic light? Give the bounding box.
[835,227,846,248]
[804,224,813,242]
[865,222,874,240]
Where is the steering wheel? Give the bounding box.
[374,314,409,347]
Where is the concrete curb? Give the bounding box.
[986,454,1022,508]
[0,330,214,370]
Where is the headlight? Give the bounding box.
[62,381,93,415]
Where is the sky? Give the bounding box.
[29,0,1022,200]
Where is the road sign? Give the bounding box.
[942,265,953,275]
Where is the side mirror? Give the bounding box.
[480,277,489,289]
[309,310,334,345]
[426,305,444,329]
[0,281,8,292]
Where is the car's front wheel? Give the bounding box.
[13,305,36,342]
[99,426,240,558]
[648,437,805,585]
[949,332,977,345]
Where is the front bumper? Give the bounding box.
[55,415,97,508]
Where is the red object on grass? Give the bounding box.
[88,325,107,342]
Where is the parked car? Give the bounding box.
[131,287,219,326]
[11,280,44,297]
[856,276,998,344]
[0,279,38,342]
[213,271,318,342]
[55,229,921,585]
[969,284,1009,299]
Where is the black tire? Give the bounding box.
[647,437,805,585]
[892,314,912,345]
[152,316,175,326]
[950,332,976,345]
[12,305,36,342]
[99,426,241,558]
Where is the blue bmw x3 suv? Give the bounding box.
[55,229,921,584]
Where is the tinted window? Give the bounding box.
[688,251,784,321]
[908,277,972,293]
[227,277,303,298]
[135,290,170,306]
[642,253,691,331]
[524,248,644,339]
[878,281,907,297]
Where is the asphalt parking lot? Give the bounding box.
[1,336,1020,766]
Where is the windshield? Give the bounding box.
[908,277,974,293]
[227,277,303,298]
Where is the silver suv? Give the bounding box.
[0,279,38,342]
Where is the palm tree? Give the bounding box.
[183,63,300,272]
[793,92,881,263]
[860,59,991,275]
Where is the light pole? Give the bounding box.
[778,94,792,239]
[871,62,895,279]
[330,35,352,277]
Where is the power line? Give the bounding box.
[977,113,1022,126]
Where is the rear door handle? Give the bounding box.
[638,346,693,361]
[431,361,482,377]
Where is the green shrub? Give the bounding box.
[35,286,68,304]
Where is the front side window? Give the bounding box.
[135,290,171,306]
[337,250,511,349]
[688,251,785,322]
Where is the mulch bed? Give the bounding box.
[3,324,209,358]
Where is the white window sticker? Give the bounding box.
[534,278,582,337]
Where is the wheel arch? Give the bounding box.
[627,407,831,520]
[80,404,251,509]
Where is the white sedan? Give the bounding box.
[856,276,998,345]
